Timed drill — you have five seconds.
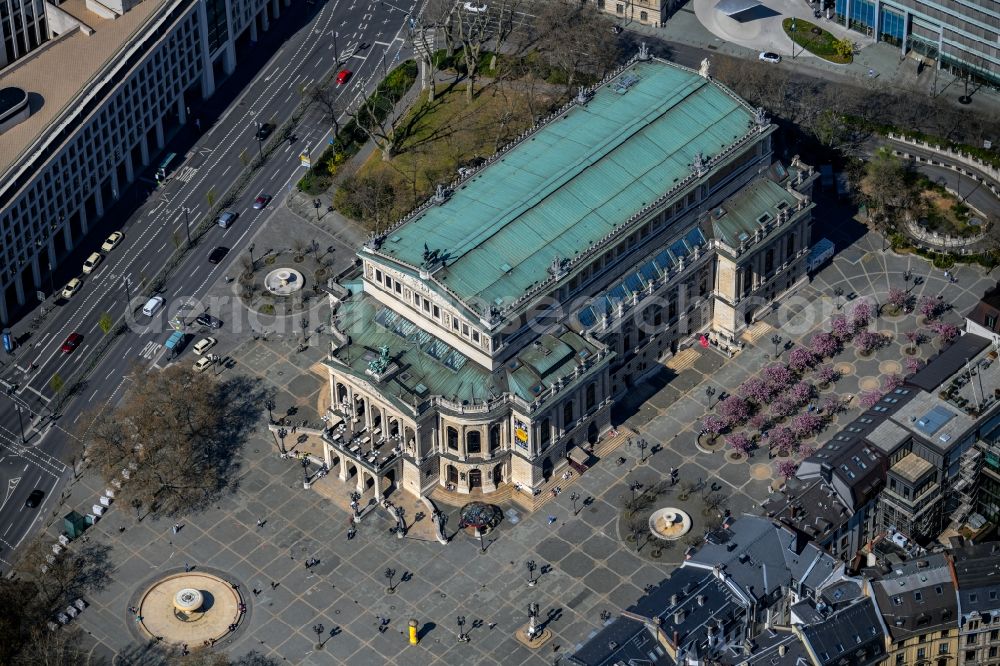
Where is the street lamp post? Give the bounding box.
[313,623,325,650]
[277,426,288,455]
[385,567,396,594]
[526,559,536,587]
[771,334,783,359]
[350,491,361,522]
[637,439,648,463]
[302,458,311,489]
[313,198,322,221]
[834,287,844,310]
[265,399,275,424]
[705,386,716,409]
[629,480,642,506]
[248,243,256,271]
[456,615,469,642]
[790,18,797,59]
[182,207,192,247]
[570,492,580,516]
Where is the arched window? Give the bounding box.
[586,383,597,411]
[540,418,551,447]
[563,401,574,427]
[467,430,481,454]
[447,427,458,450]
[489,424,501,452]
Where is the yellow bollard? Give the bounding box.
[409,618,419,645]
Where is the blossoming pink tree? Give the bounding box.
[777,459,799,479]
[718,395,752,427]
[791,413,824,438]
[820,393,844,415]
[749,413,770,432]
[739,377,771,405]
[882,374,904,393]
[930,321,959,344]
[701,414,727,438]
[854,330,885,355]
[763,365,793,393]
[787,347,817,374]
[770,397,797,420]
[919,297,945,321]
[830,315,853,341]
[769,427,797,455]
[727,432,753,455]
[810,332,840,358]
[886,287,908,312]
[850,300,873,331]
[904,357,925,376]
[859,390,882,408]
[815,365,839,386]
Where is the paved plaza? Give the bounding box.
[52,206,997,664]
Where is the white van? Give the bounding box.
[142,296,165,317]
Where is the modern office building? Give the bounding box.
[0,0,48,67]
[320,53,818,500]
[0,0,287,323]
[765,332,1000,561]
[831,0,999,86]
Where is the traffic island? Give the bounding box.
[782,18,853,64]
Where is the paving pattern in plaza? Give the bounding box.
[64,228,998,665]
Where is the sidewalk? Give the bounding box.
[633,4,999,116]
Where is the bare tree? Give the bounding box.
[79,365,247,516]
[453,4,493,101]
[335,171,398,232]
[351,91,398,160]
[533,3,619,92]
[862,147,908,223]
[302,82,344,135]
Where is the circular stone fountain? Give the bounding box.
[133,570,245,646]
[174,588,204,614]
[264,267,304,296]
[648,508,693,541]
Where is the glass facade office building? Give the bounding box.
[833,0,999,87]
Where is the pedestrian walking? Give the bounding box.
[547,515,557,525]
[256,519,264,529]
[270,581,278,590]
[172,523,180,534]
[184,562,191,572]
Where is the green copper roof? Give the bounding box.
[710,177,800,247]
[376,58,755,308]
[328,295,601,406]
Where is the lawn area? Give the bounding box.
[782,18,853,64]
[338,82,555,228]
[916,188,981,237]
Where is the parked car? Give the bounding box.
[193,337,217,355]
[254,123,274,141]
[82,252,102,274]
[208,246,230,264]
[196,313,223,329]
[336,69,351,85]
[25,489,44,508]
[193,356,214,373]
[101,231,124,252]
[253,194,271,210]
[62,278,82,299]
[758,51,781,63]
[60,332,83,353]
[216,211,239,229]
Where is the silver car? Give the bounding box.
[217,210,238,228]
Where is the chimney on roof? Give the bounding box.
[697,595,706,607]
[674,609,686,625]
[670,593,680,606]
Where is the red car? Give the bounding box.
[61,332,83,353]
[253,194,271,210]
[336,69,351,85]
